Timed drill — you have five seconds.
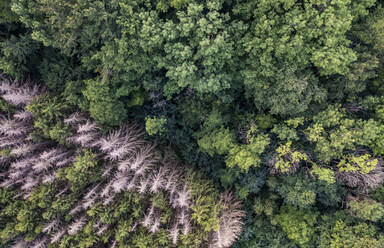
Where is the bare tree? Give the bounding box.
[102,162,114,177]
[173,184,191,209]
[64,112,86,125]
[84,183,100,200]
[100,181,113,198]
[50,229,66,244]
[129,145,157,174]
[13,111,32,121]
[10,239,28,248]
[31,237,48,248]
[11,143,39,157]
[42,219,59,234]
[96,224,109,236]
[141,205,155,228]
[2,83,41,106]
[68,216,87,235]
[42,173,56,184]
[209,191,245,248]
[169,223,180,245]
[77,121,98,133]
[67,132,98,148]
[177,209,189,225]
[82,196,97,210]
[150,215,161,233]
[149,167,168,193]
[21,177,39,191]
[111,172,130,193]
[110,240,117,248]
[137,176,151,194]
[182,220,191,235]
[126,174,139,191]
[0,118,30,137]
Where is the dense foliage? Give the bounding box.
[1,0,384,247]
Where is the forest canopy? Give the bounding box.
[1,0,384,247]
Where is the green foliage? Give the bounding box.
[0,35,40,78]
[83,79,127,126]
[0,98,16,114]
[58,149,101,191]
[198,126,235,156]
[273,142,308,173]
[38,50,84,92]
[373,185,384,203]
[274,205,318,247]
[317,212,384,248]
[268,174,317,208]
[356,5,384,53]
[226,134,270,171]
[145,116,167,136]
[0,148,12,158]
[0,0,18,23]
[3,0,384,247]
[347,197,384,222]
[268,171,343,208]
[337,153,378,174]
[186,171,222,232]
[310,166,336,185]
[26,93,73,143]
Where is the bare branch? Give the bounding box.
[68,216,87,235]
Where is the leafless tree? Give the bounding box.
[50,229,66,244]
[96,224,109,236]
[177,209,189,225]
[21,177,39,191]
[129,145,157,173]
[100,181,113,198]
[31,236,48,248]
[13,111,32,121]
[42,219,59,234]
[0,79,14,93]
[110,240,117,248]
[111,172,130,193]
[84,183,100,200]
[150,215,161,233]
[68,216,87,235]
[173,184,191,208]
[126,174,139,191]
[105,142,138,161]
[55,186,69,198]
[102,194,116,206]
[336,167,384,193]
[82,196,97,210]
[69,203,83,216]
[11,157,34,170]
[64,112,86,125]
[209,190,245,248]
[102,162,114,177]
[0,118,30,137]
[182,220,191,235]
[42,173,56,184]
[10,239,28,248]
[0,137,24,149]
[77,120,98,133]
[137,176,151,194]
[149,167,167,193]
[169,223,180,245]
[141,205,155,228]
[0,79,42,106]
[163,166,182,192]
[96,124,144,154]
[67,132,98,148]
[11,143,39,157]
